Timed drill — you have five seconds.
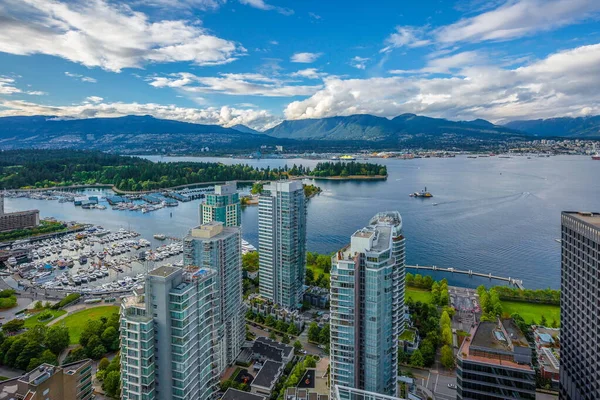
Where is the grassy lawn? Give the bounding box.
[399,329,416,342]
[406,287,432,304]
[307,264,330,280]
[56,306,119,344]
[502,301,560,325]
[23,309,67,328]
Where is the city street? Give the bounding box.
[405,367,457,400]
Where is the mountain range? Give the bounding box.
[504,115,600,138]
[0,113,597,153]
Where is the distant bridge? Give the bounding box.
[406,265,524,289]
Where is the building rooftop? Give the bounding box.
[252,337,294,363]
[148,265,180,278]
[222,388,267,400]
[252,360,283,389]
[459,319,533,371]
[563,211,600,228]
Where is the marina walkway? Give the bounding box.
[406,265,524,289]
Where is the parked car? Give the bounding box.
[448,384,457,390]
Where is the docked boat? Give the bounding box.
[7,257,18,267]
[153,234,166,240]
[410,187,433,198]
[592,144,600,160]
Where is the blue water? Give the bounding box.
[5,155,600,289]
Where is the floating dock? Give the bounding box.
[406,264,524,289]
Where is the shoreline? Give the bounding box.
[290,175,387,181]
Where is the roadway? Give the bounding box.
[405,367,457,400]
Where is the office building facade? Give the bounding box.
[330,212,406,398]
[258,181,307,309]
[183,222,245,373]
[200,182,241,227]
[0,194,39,232]
[120,266,219,400]
[457,318,536,400]
[560,212,600,400]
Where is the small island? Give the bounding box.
[288,161,388,180]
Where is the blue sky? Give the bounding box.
[0,0,600,130]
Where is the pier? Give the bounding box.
[406,265,524,289]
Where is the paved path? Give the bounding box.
[0,365,24,379]
[404,367,457,400]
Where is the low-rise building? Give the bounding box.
[285,387,329,400]
[332,385,405,400]
[0,360,93,400]
[222,388,267,400]
[251,360,284,397]
[457,318,536,400]
[303,286,329,308]
[252,337,294,364]
[532,326,560,386]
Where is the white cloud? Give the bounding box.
[0,0,244,72]
[435,0,600,44]
[290,68,325,80]
[0,76,45,95]
[65,72,97,83]
[290,52,322,63]
[0,99,281,131]
[148,72,321,97]
[85,96,104,103]
[380,26,431,53]
[136,0,226,11]
[239,0,293,15]
[284,43,600,123]
[349,56,369,70]
[0,77,22,95]
[269,40,279,45]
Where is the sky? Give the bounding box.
[0,0,599,131]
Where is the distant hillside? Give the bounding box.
[504,115,600,138]
[0,115,287,153]
[230,124,260,134]
[265,113,527,146]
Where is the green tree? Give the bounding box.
[281,334,290,344]
[540,315,547,327]
[103,370,121,398]
[422,275,434,290]
[269,331,277,341]
[4,337,27,367]
[265,315,276,327]
[45,325,70,355]
[410,349,425,367]
[307,322,320,342]
[293,340,303,353]
[99,357,110,371]
[287,324,299,336]
[440,345,455,369]
[16,340,43,370]
[440,311,451,329]
[318,324,330,345]
[442,327,453,346]
[406,273,414,286]
[2,319,24,333]
[414,274,423,288]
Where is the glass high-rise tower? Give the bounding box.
[120,266,219,400]
[560,211,600,400]
[258,180,307,310]
[183,222,245,374]
[200,182,241,227]
[330,211,406,398]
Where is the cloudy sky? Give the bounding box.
[0,0,599,130]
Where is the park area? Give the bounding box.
[502,301,560,325]
[56,305,119,344]
[406,287,432,304]
[23,309,67,328]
